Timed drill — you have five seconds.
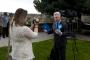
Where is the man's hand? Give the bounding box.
[55,29,62,36]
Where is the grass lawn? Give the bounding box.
[0,39,90,60]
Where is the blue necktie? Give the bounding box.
[58,22,62,30]
[53,22,62,30]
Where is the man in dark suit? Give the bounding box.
[50,11,68,60]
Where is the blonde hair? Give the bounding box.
[13,8,27,26]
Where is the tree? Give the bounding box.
[33,0,90,15]
[33,0,90,33]
[33,0,65,15]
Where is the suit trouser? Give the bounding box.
[0,26,2,37]
[50,36,67,60]
[2,27,8,38]
[50,45,66,60]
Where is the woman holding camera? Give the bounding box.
[10,8,38,60]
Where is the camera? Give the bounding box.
[33,18,39,24]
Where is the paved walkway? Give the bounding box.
[0,32,53,47]
[0,32,90,47]
[76,34,90,41]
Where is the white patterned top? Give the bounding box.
[10,25,38,60]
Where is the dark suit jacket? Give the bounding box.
[53,21,68,48]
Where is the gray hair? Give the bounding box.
[53,12,61,16]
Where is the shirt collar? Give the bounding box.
[59,20,61,23]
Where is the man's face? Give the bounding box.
[53,12,61,22]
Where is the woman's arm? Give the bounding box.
[30,24,34,30]
[34,24,38,33]
[24,24,38,39]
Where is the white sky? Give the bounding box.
[0,0,40,14]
